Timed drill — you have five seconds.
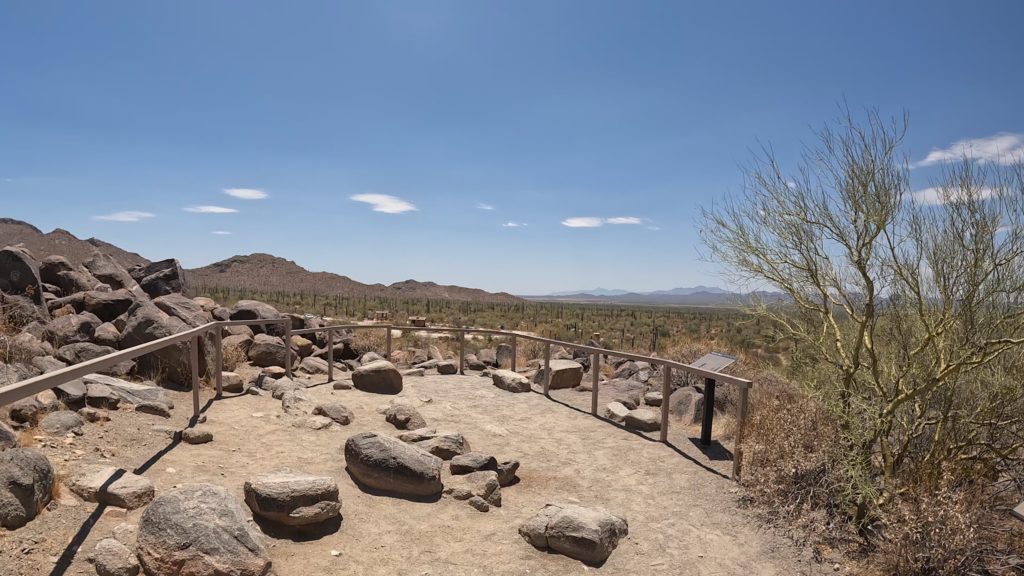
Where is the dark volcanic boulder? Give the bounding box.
[351,360,403,394]
[82,253,140,293]
[39,255,73,287]
[0,421,16,452]
[0,247,44,307]
[119,304,195,385]
[519,503,629,565]
[129,258,185,298]
[229,300,283,336]
[669,386,704,425]
[247,334,298,368]
[81,289,137,323]
[243,469,341,526]
[344,432,443,496]
[137,484,271,576]
[0,448,55,529]
[384,403,427,430]
[534,359,585,389]
[0,293,49,328]
[93,322,121,348]
[56,343,134,376]
[43,312,102,346]
[154,293,208,327]
[57,268,105,295]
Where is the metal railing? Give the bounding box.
[0,319,752,479]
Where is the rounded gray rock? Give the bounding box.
[0,448,54,529]
[344,432,442,496]
[137,483,271,576]
[351,360,403,394]
[243,468,341,526]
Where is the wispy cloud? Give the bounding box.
[350,193,417,214]
[502,222,525,227]
[916,133,1024,167]
[184,206,238,213]
[647,226,660,231]
[562,216,643,227]
[911,187,995,205]
[477,203,494,210]
[562,217,604,228]
[212,231,231,235]
[93,211,154,222]
[224,188,269,200]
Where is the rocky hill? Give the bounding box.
[0,218,149,269]
[186,253,521,303]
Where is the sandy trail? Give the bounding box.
[0,372,823,576]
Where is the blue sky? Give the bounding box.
[1,1,1022,295]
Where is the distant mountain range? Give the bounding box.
[0,218,520,304]
[546,286,729,297]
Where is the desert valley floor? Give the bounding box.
[1,370,826,576]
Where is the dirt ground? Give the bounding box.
[0,370,828,576]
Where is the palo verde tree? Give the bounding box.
[701,109,1024,522]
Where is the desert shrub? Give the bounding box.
[221,343,246,372]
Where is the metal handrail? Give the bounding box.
[0,318,751,479]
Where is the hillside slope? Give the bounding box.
[0,218,149,269]
[185,253,522,303]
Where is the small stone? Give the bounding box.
[643,391,663,407]
[384,403,427,430]
[603,402,630,423]
[93,537,139,576]
[299,416,333,430]
[181,427,213,445]
[332,381,352,390]
[312,403,354,426]
[497,460,520,486]
[468,496,489,512]
[624,409,661,432]
[134,402,171,418]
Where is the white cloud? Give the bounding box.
[562,216,644,227]
[184,206,238,213]
[212,231,231,235]
[477,203,494,210]
[647,226,661,231]
[350,193,417,214]
[502,222,521,227]
[224,188,269,200]
[562,217,605,228]
[93,211,154,222]
[911,187,994,205]
[916,133,1024,167]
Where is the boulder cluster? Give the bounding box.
[1,245,636,569]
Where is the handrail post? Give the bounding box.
[732,385,749,480]
[385,325,392,360]
[214,327,223,397]
[543,342,551,395]
[701,377,716,447]
[590,351,600,415]
[660,366,671,442]
[510,335,517,371]
[458,331,465,375]
[327,330,334,383]
[190,334,200,419]
[283,320,292,379]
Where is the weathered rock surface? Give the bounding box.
[519,503,629,564]
[229,300,284,336]
[93,322,121,348]
[384,403,427,430]
[669,386,704,425]
[312,402,354,425]
[624,409,661,432]
[404,431,471,460]
[643,391,663,407]
[93,537,140,576]
[534,360,585,389]
[85,383,122,409]
[129,258,185,299]
[351,360,403,394]
[81,290,137,323]
[491,369,531,393]
[497,460,521,487]
[40,410,84,435]
[182,427,213,445]
[280,390,314,416]
[243,469,341,526]
[44,312,101,345]
[436,360,459,375]
[32,355,67,374]
[443,470,502,508]
[0,247,45,307]
[137,483,271,576]
[66,466,155,510]
[344,432,443,496]
[153,293,207,328]
[450,453,498,475]
[136,401,172,418]
[0,421,16,452]
[477,348,498,367]
[247,334,297,368]
[603,402,630,423]
[221,371,245,393]
[496,343,513,367]
[0,448,54,529]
